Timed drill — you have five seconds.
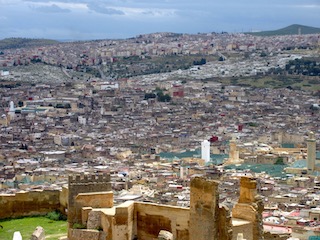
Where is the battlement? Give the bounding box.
[68,174,110,185]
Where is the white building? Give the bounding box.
[201,140,210,163]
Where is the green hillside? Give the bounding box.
[246,24,320,36]
[0,38,59,50]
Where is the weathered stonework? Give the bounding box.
[135,202,189,240]
[30,226,45,240]
[68,174,111,228]
[65,175,270,240]
[189,177,220,240]
[264,232,291,240]
[158,230,173,240]
[218,205,233,240]
[0,190,61,219]
[232,177,264,240]
[87,210,102,229]
[69,229,101,240]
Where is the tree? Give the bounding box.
[275,157,285,165]
[193,58,206,65]
[157,92,171,102]
[260,52,267,57]
[144,93,156,100]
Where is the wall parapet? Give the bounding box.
[68,174,110,184]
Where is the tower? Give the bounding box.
[8,101,15,121]
[307,131,316,172]
[229,136,239,162]
[201,140,210,163]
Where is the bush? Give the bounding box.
[275,157,285,165]
[46,211,67,221]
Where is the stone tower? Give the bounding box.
[68,174,111,227]
[229,136,239,163]
[307,131,316,172]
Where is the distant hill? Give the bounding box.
[0,38,59,50]
[246,24,320,36]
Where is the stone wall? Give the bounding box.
[0,190,61,219]
[189,177,219,240]
[135,202,189,240]
[232,177,264,240]
[264,232,291,240]
[68,176,271,240]
[68,174,111,227]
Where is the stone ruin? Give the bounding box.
[67,174,280,240]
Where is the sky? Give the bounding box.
[0,0,320,40]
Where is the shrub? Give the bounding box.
[46,211,67,221]
[275,157,285,165]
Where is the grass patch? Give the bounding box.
[0,216,67,240]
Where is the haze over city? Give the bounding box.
[1,0,320,40]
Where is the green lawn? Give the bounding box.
[0,216,67,240]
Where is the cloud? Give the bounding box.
[87,3,125,15]
[294,4,320,9]
[33,4,71,13]
[0,0,20,3]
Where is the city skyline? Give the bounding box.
[0,0,320,40]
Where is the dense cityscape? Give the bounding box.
[0,27,320,240]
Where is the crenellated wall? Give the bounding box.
[68,173,111,227]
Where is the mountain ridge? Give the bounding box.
[1,24,320,49]
[245,24,320,36]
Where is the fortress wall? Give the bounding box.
[59,186,68,214]
[68,174,111,226]
[0,190,61,219]
[113,201,135,240]
[135,202,189,240]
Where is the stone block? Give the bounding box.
[82,207,93,226]
[75,192,113,209]
[30,226,45,240]
[158,230,173,240]
[58,237,68,240]
[69,229,100,240]
[13,231,22,240]
[87,210,102,229]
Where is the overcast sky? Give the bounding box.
[0,0,320,40]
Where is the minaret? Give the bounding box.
[229,136,239,162]
[201,140,210,163]
[307,131,316,172]
[8,101,15,121]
